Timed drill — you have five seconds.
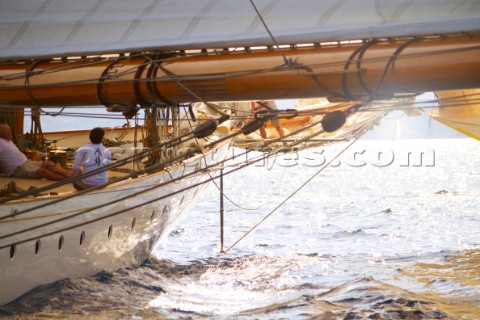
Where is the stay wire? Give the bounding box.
[223,136,361,253]
[205,108,339,211]
[182,102,278,210]
[207,146,290,212]
[208,92,377,213]
[249,0,290,66]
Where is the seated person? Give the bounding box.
[0,124,72,181]
[72,127,111,190]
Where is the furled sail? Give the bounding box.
[1,36,479,106]
[425,89,480,140]
[1,0,480,60]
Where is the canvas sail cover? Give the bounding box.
[1,0,480,60]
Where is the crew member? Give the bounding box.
[0,124,72,180]
[251,100,285,139]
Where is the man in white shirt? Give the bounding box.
[0,124,72,180]
[72,127,111,190]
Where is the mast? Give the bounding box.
[0,35,479,108]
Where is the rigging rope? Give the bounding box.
[155,62,230,121]
[0,123,202,206]
[201,100,354,211]
[3,98,353,210]
[0,140,274,247]
[0,126,337,247]
[0,111,334,240]
[0,95,380,212]
[1,53,390,243]
[0,98,378,246]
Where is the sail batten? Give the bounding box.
[1,0,480,60]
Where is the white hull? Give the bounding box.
[0,144,227,306]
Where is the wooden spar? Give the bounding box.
[0,35,479,107]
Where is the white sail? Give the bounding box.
[1,0,479,60]
[424,89,480,140]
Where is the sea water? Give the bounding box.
[1,138,479,319]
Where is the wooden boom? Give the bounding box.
[0,35,479,107]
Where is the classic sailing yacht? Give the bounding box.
[0,0,479,305]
